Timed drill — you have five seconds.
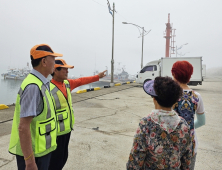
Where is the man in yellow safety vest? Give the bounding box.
[9,44,62,170]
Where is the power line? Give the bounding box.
[90,0,107,7]
[116,12,129,22]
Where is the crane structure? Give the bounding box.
[171,29,176,56]
[164,13,176,57]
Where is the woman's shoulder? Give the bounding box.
[140,115,153,124]
[182,89,202,100]
[191,91,203,103]
[177,116,190,128]
[185,89,201,97]
[193,91,202,97]
[138,115,158,129]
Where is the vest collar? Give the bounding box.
[31,69,49,86]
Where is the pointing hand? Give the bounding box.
[98,70,107,78]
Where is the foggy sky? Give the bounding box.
[0,0,222,76]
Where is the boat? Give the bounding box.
[117,68,129,80]
[1,67,31,80]
[101,66,135,81]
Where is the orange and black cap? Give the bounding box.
[30,44,63,59]
[55,59,74,69]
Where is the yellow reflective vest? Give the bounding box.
[50,80,75,136]
[9,74,57,157]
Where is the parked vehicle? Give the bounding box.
[136,57,203,86]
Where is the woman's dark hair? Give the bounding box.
[153,76,182,107]
[51,67,62,77]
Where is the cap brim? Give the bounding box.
[55,64,74,69]
[143,80,158,96]
[50,52,63,57]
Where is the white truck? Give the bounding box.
[136,57,203,86]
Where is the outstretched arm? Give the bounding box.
[68,70,107,91]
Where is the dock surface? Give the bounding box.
[0,77,221,170]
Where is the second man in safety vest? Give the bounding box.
[48,58,106,170]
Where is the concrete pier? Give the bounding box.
[0,77,221,169]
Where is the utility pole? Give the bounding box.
[141,27,144,69]
[110,3,115,85]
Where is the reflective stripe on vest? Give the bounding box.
[65,84,70,89]
[45,124,51,149]
[58,114,65,132]
[41,84,51,119]
[51,86,62,110]
[51,86,66,132]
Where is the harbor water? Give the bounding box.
[0,78,110,105]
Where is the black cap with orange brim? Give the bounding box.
[54,59,74,69]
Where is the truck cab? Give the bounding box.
[136,60,160,84]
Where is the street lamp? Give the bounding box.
[122,22,151,69]
[175,43,188,57]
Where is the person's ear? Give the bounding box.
[41,57,47,67]
[54,68,58,74]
